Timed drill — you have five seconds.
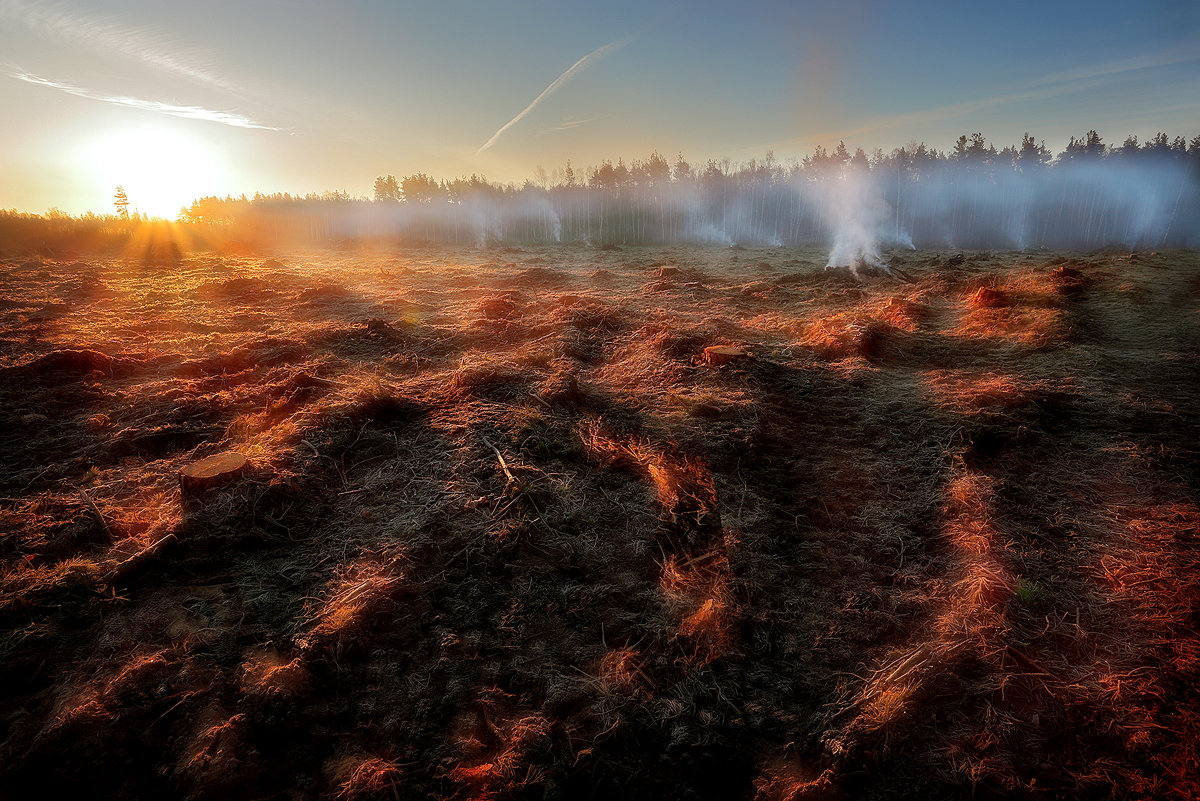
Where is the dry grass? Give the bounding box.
[333,755,404,800]
[300,548,408,656]
[0,244,1198,799]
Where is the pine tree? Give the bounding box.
[114,186,130,219]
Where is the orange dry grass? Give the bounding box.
[300,550,406,653]
[954,306,1064,348]
[954,269,1067,347]
[923,370,1039,413]
[581,421,720,529]
[449,711,552,797]
[678,593,735,665]
[239,647,310,698]
[937,467,1015,639]
[752,758,836,801]
[966,286,1007,309]
[645,456,719,527]
[800,311,901,360]
[54,649,176,725]
[181,708,246,781]
[876,295,930,331]
[860,681,921,736]
[4,246,1199,799]
[0,557,104,615]
[660,550,736,665]
[599,646,651,694]
[1090,500,1200,790]
[828,459,1018,763]
[336,756,403,799]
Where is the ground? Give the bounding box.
[0,244,1197,800]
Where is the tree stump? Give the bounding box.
[702,345,748,367]
[179,451,247,494]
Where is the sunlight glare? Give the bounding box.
[79,125,227,219]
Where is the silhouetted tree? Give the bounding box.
[850,147,870,172]
[832,141,850,168]
[953,133,995,168]
[672,153,693,182]
[589,160,616,191]
[1060,130,1104,162]
[400,173,444,204]
[1017,134,1051,171]
[373,175,401,201]
[114,186,130,220]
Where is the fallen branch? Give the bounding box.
[105,532,178,584]
[481,436,517,485]
[76,487,113,539]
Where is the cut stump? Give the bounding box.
[180,451,247,494]
[702,345,748,367]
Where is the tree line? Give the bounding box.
[168,131,1198,250]
[2,131,1196,255]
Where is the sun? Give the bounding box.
[79,124,229,219]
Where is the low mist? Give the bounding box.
[170,138,1199,261]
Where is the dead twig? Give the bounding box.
[481,436,517,485]
[76,487,113,539]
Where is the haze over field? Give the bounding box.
[1,0,1198,217]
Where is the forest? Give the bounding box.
[2,131,1198,257]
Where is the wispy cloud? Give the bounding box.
[1030,41,1200,90]
[0,0,236,90]
[542,116,604,134]
[477,36,631,154]
[10,70,279,129]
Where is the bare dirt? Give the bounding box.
[1,244,1197,800]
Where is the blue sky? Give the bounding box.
[1,0,1197,215]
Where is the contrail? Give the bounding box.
[477,36,629,154]
[10,70,279,130]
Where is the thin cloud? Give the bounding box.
[739,35,1200,162]
[542,116,604,134]
[11,71,279,130]
[753,56,1178,158]
[1030,41,1200,90]
[477,36,631,154]
[1,0,236,90]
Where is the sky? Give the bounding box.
[1,0,1198,217]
